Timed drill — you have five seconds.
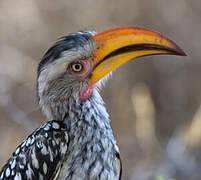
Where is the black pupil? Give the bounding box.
[75,64,81,70]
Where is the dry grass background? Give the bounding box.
[0,0,200,179]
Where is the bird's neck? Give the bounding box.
[56,90,120,180]
[40,89,120,179]
[40,89,111,129]
[64,89,111,130]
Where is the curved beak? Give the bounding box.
[89,27,186,84]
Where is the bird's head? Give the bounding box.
[37,27,186,120]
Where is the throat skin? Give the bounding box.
[40,89,121,179]
[79,85,94,103]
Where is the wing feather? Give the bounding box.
[0,120,69,180]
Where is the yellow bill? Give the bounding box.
[89,27,186,84]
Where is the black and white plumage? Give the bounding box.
[0,120,68,179]
[0,27,186,180]
[0,31,121,180]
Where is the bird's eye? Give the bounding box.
[71,63,83,72]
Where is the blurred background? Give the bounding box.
[0,0,200,179]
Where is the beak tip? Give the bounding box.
[172,43,187,57]
[177,49,187,56]
[183,52,187,56]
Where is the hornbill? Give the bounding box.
[0,27,186,180]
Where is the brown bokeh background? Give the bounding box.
[0,0,200,179]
